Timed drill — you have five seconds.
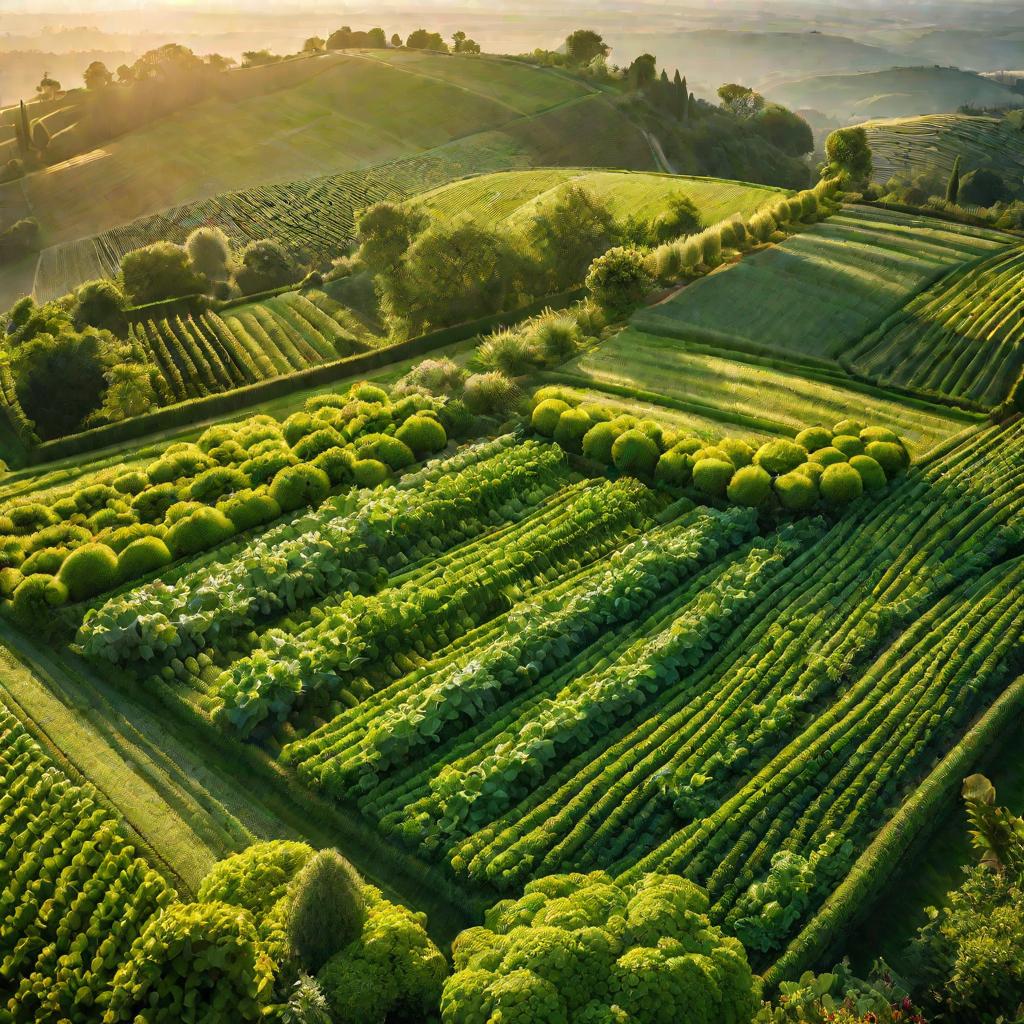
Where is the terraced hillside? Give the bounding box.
[634,205,1016,363]
[862,112,1024,189]
[849,243,1024,408]
[415,168,780,232]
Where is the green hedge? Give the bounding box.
[123,293,209,325]
[29,290,583,466]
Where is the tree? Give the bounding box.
[565,29,609,65]
[30,121,49,154]
[15,101,30,158]
[452,31,480,54]
[627,53,657,91]
[0,217,40,263]
[406,29,448,51]
[74,278,127,331]
[367,27,387,48]
[204,53,236,71]
[116,64,134,84]
[92,361,158,423]
[35,73,61,100]
[718,83,765,118]
[12,325,114,439]
[302,37,326,53]
[960,167,1008,207]
[120,242,206,305]
[755,104,813,157]
[83,60,113,89]
[241,50,282,68]
[355,201,428,275]
[390,32,402,47]
[286,849,365,974]
[824,126,873,187]
[946,154,962,203]
[585,246,653,316]
[233,238,299,294]
[674,70,689,122]
[185,226,232,283]
[529,184,620,291]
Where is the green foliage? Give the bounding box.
[809,446,847,467]
[186,226,232,284]
[10,572,68,625]
[655,449,692,484]
[754,439,808,476]
[531,399,569,437]
[117,536,172,579]
[233,238,299,295]
[395,414,448,456]
[565,29,609,65]
[476,328,540,377]
[57,542,119,601]
[353,459,390,487]
[121,242,206,305]
[269,464,331,512]
[530,185,620,291]
[166,507,235,556]
[582,421,619,463]
[611,428,659,476]
[355,202,429,277]
[287,849,366,974]
[553,408,593,453]
[586,246,653,316]
[441,872,759,1024]
[831,435,864,458]
[219,489,282,531]
[727,464,772,506]
[774,471,818,511]
[849,455,887,491]
[693,457,735,497]
[820,462,864,505]
[105,901,274,1023]
[463,371,520,415]
[283,974,332,1024]
[864,441,908,478]
[824,127,872,188]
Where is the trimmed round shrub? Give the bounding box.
[719,438,754,468]
[754,439,807,475]
[654,450,692,485]
[581,422,618,464]
[860,425,900,445]
[200,839,314,917]
[439,399,474,439]
[57,543,119,601]
[396,414,447,455]
[269,465,331,513]
[611,429,659,476]
[809,446,847,467]
[0,538,24,569]
[849,454,887,491]
[357,434,415,472]
[117,537,172,580]
[131,483,179,523]
[219,490,282,532]
[353,459,390,488]
[692,458,734,497]
[8,503,58,535]
[88,507,136,532]
[188,466,250,504]
[463,372,520,416]
[865,441,908,477]
[832,418,864,437]
[293,428,345,462]
[242,450,298,486]
[147,448,212,485]
[609,414,639,433]
[820,462,864,505]
[166,508,235,558]
[694,445,730,464]
[287,849,366,974]
[165,501,204,524]
[578,404,613,423]
[795,426,833,452]
[672,437,704,456]
[312,447,355,486]
[726,465,772,506]
[775,471,818,511]
[795,461,825,485]
[350,382,389,404]
[553,408,593,453]
[283,412,317,447]
[0,567,22,598]
[21,546,69,576]
[74,484,120,514]
[113,471,148,495]
[585,246,653,315]
[831,434,864,458]
[11,573,68,627]
[105,902,273,1023]
[532,399,570,437]
[636,419,664,448]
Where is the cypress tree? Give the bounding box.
[16,101,31,157]
[31,121,49,153]
[658,69,671,109]
[946,155,961,204]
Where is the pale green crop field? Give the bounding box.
[560,327,980,454]
[416,168,781,230]
[633,205,1016,364]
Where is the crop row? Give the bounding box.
[132,289,369,405]
[77,437,574,666]
[271,416,1024,969]
[0,704,174,1022]
[0,381,452,625]
[848,243,1024,407]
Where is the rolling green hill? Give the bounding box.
[861,112,1024,189]
[768,65,1021,121]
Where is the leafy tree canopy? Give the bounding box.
[120,241,206,305]
[565,29,609,65]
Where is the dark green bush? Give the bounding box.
[356,435,415,472]
[218,490,281,532]
[775,471,818,510]
[849,454,887,491]
[582,421,619,463]
[719,438,754,468]
[864,441,908,477]
[655,450,692,485]
[188,466,250,504]
[312,447,355,486]
[794,426,832,452]
[754,439,807,475]
[553,408,592,453]
[269,465,331,512]
[795,461,824,484]
[58,542,119,601]
[10,573,68,626]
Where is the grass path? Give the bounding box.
[0,623,482,945]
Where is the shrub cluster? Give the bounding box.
[0,381,451,627]
[531,388,910,515]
